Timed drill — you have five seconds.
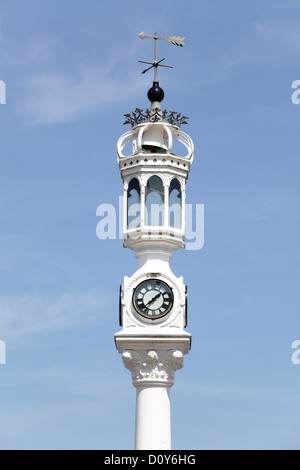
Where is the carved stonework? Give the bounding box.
[122,349,184,386]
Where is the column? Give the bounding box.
[135,384,171,450]
[164,182,170,230]
[122,349,184,450]
[140,184,145,228]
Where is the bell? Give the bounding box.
[142,125,168,154]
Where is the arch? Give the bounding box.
[169,178,182,229]
[145,175,164,226]
[127,178,140,229]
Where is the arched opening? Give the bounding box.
[127,178,140,229]
[145,176,164,226]
[169,178,182,229]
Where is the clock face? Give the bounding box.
[133,279,173,320]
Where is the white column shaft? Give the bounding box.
[135,385,171,450]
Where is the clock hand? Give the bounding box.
[145,292,161,308]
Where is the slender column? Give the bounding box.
[123,185,128,235]
[164,182,170,230]
[135,384,171,450]
[140,184,146,228]
[181,187,186,233]
[122,349,184,450]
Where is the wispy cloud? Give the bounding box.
[0,290,113,345]
[219,15,300,73]
[254,19,300,53]
[208,187,300,224]
[18,64,142,124]
[1,29,144,124]
[176,381,300,411]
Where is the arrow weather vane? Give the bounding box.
[137,31,186,82]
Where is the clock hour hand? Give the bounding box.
[145,292,161,308]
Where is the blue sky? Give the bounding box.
[0,0,300,450]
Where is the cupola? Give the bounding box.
[117,33,194,254]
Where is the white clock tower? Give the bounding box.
[114,32,194,450]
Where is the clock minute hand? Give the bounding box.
[145,293,161,308]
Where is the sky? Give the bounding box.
[0,0,300,450]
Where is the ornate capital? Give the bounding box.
[122,349,184,387]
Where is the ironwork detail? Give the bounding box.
[124,108,188,127]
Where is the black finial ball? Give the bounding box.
[147,81,164,103]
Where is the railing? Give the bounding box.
[117,122,194,163]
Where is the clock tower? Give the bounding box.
[114,32,194,450]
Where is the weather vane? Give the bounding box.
[137,32,186,82]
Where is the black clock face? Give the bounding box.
[133,279,173,320]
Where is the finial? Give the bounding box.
[137,31,186,83]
